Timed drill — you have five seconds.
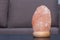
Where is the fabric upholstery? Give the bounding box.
[8,0,58,28]
[8,0,37,28]
[0,0,8,27]
[0,27,59,34]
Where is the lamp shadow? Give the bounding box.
[34,38,50,40]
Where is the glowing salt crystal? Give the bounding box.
[32,5,51,37]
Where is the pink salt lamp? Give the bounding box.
[32,5,51,37]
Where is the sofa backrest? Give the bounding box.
[7,0,58,28]
[0,0,8,28]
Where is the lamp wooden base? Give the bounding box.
[33,32,50,38]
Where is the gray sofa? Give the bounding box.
[0,0,59,34]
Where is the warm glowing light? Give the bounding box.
[32,5,51,37]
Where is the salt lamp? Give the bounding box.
[32,5,51,37]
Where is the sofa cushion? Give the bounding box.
[0,27,59,34]
[0,0,8,27]
[8,0,37,28]
[8,0,58,28]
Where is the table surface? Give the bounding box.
[0,34,60,40]
[0,27,59,40]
